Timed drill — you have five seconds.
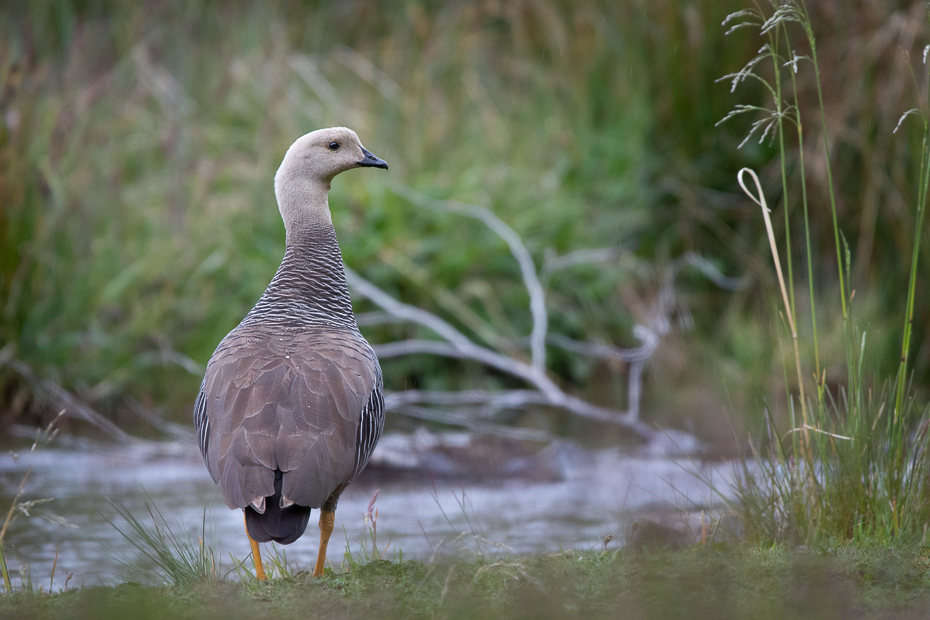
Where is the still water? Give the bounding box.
[0,436,740,588]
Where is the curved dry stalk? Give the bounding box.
[738,168,811,459]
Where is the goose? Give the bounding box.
[193,127,388,580]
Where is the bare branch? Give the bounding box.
[346,267,656,439]
[545,329,658,421]
[386,388,650,432]
[549,391,650,429]
[541,245,626,285]
[373,340,469,360]
[346,266,561,397]
[546,325,659,363]
[355,311,414,327]
[649,251,747,340]
[670,252,747,292]
[347,267,482,351]
[385,389,550,410]
[8,359,135,443]
[348,195,738,442]
[392,185,549,374]
[124,397,195,442]
[390,404,551,441]
[628,360,644,422]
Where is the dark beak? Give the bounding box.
[358,147,389,170]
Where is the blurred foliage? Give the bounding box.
[0,0,927,442]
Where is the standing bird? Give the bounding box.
[193,127,388,580]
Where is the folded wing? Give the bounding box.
[197,325,379,510]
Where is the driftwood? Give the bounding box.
[346,186,745,442]
[1,343,193,444]
[5,356,134,443]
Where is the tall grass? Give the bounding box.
[718,1,930,545]
[896,46,930,416]
[102,493,218,586]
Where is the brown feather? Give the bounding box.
[203,325,378,510]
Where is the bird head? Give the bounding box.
[277,127,387,185]
[274,127,388,230]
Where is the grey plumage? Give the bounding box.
[193,132,386,547]
[240,225,358,330]
[199,321,382,508]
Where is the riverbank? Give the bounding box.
[3,546,930,619]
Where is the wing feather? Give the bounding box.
[201,325,378,510]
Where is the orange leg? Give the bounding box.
[244,513,267,581]
[312,511,335,578]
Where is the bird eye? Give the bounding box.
[328,141,340,150]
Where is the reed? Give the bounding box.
[895,39,930,418]
[718,1,930,545]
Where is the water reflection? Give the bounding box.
[0,438,740,588]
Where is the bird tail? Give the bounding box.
[244,470,312,545]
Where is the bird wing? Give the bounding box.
[198,325,378,510]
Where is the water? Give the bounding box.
[0,437,740,588]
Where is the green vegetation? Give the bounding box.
[101,497,218,587]
[6,490,930,618]
[696,1,930,548]
[5,0,926,442]
[4,546,930,619]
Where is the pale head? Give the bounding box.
[274,127,388,233]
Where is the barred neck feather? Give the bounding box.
[241,224,357,329]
